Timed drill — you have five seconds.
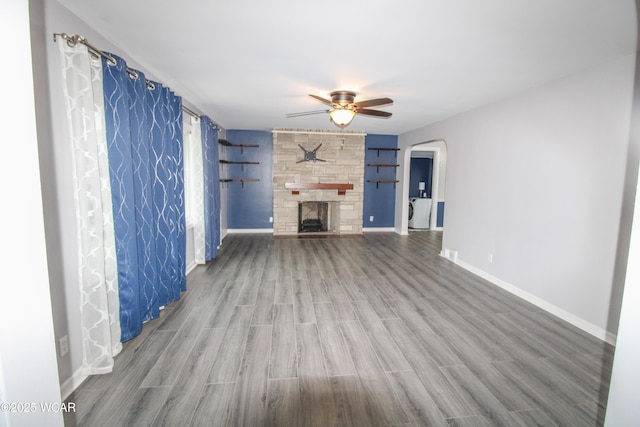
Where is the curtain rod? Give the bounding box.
[54,33,202,122]
[55,33,156,89]
[182,106,200,121]
[54,33,116,66]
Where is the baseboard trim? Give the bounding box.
[60,368,87,401]
[396,227,409,236]
[363,227,395,232]
[451,257,617,345]
[185,260,197,275]
[227,228,274,234]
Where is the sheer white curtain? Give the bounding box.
[189,117,206,264]
[57,40,121,374]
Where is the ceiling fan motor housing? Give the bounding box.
[330,91,356,106]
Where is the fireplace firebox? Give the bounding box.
[298,202,329,233]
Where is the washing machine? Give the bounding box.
[408,198,432,228]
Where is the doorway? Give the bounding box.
[406,140,446,231]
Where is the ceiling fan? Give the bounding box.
[286,91,393,128]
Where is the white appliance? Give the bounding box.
[408,198,432,229]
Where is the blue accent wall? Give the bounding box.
[364,134,397,228]
[224,130,273,229]
[437,201,445,228]
[224,131,402,230]
[409,157,433,198]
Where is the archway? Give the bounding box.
[399,139,448,236]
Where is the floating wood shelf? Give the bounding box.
[220,178,260,182]
[220,178,260,188]
[220,160,260,165]
[368,179,399,189]
[218,139,260,154]
[367,163,399,173]
[218,139,259,148]
[220,159,260,171]
[285,182,354,196]
[368,147,400,158]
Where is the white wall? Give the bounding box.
[397,54,636,339]
[0,1,63,425]
[604,16,640,419]
[605,157,640,425]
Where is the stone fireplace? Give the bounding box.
[272,129,365,236]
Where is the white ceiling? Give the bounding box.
[58,0,636,135]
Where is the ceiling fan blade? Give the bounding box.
[309,94,334,107]
[286,110,329,118]
[353,97,393,108]
[356,109,392,118]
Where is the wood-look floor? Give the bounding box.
[65,231,614,426]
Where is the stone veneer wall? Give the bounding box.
[273,130,365,235]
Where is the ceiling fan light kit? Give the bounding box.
[287,90,393,129]
[329,108,356,128]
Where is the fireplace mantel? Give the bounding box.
[285,182,354,196]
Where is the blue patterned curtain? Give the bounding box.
[127,68,158,326]
[201,116,221,261]
[102,54,186,342]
